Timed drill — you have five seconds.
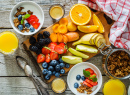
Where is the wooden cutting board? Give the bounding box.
[23,11,113,83]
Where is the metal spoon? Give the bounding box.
[16,56,48,89]
[24,65,49,95]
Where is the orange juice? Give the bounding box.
[50,5,64,19]
[103,79,126,95]
[0,31,18,54]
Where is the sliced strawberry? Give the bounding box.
[29,19,39,25]
[32,22,40,29]
[63,48,67,54]
[42,47,51,55]
[45,54,50,63]
[59,43,65,47]
[90,73,97,78]
[59,43,67,54]
[85,68,94,75]
[48,42,57,52]
[37,54,45,63]
[85,79,98,86]
[29,15,38,19]
[54,45,65,54]
[83,81,93,87]
[50,52,59,60]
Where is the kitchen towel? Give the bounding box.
[78,0,130,50]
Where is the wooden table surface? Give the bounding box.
[0,0,129,95]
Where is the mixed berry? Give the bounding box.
[74,68,98,94]
[13,7,40,33]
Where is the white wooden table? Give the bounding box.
[0,0,129,95]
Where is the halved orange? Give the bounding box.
[93,14,104,33]
[69,4,91,25]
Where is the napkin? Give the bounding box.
[78,0,130,50]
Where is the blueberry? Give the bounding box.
[18,15,22,21]
[55,65,61,72]
[45,75,50,80]
[52,71,56,75]
[47,71,52,76]
[18,25,23,31]
[25,23,30,28]
[74,82,79,88]
[76,75,81,81]
[30,27,35,32]
[55,72,60,77]
[42,62,48,69]
[81,76,86,81]
[29,36,36,45]
[29,45,38,52]
[50,60,59,66]
[59,58,64,63]
[42,69,48,75]
[65,64,70,68]
[59,63,65,68]
[48,66,54,71]
[60,69,65,74]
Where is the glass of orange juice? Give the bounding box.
[0,31,19,55]
[103,79,126,95]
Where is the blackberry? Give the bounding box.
[37,33,43,41]
[39,38,46,46]
[43,31,50,38]
[29,45,38,52]
[45,38,51,44]
[29,36,36,45]
[35,42,42,49]
[36,49,42,54]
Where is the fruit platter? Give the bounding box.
[23,3,113,83]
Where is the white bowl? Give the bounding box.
[67,62,102,95]
[9,1,44,35]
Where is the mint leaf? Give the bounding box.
[92,78,97,82]
[89,75,96,79]
[24,14,31,19]
[83,70,90,77]
[21,19,24,24]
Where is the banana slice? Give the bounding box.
[90,33,100,45]
[94,34,104,44]
[96,38,106,47]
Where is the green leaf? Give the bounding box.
[83,70,90,77]
[89,75,96,79]
[24,14,31,19]
[21,19,24,24]
[92,78,97,82]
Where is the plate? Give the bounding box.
[67,62,102,95]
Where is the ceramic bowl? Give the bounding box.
[9,1,44,35]
[67,62,102,95]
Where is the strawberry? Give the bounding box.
[54,45,65,54]
[59,43,67,54]
[37,54,45,63]
[50,52,59,60]
[42,47,51,55]
[85,68,94,75]
[63,48,67,54]
[32,22,40,29]
[59,43,65,47]
[48,42,57,52]
[85,79,98,86]
[90,73,97,78]
[45,54,50,63]
[83,81,93,87]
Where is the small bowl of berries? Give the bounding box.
[67,62,102,95]
[10,1,44,35]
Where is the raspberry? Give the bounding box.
[43,31,50,38]
[29,36,36,45]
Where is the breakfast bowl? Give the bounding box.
[67,62,102,95]
[9,1,44,35]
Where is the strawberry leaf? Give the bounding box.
[83,70,90,77]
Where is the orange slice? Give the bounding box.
[93,14,104,33]
[69,4,91,25]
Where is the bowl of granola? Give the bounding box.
[10,1,44,35]
[67,62,102,95]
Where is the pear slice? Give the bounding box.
[62,56,82,64]
[69,47,89,59]
[76,45,98,53]
[96,38,106,47]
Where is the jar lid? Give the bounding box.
[51,78,66,93]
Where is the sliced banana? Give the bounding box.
[94,34,104,45]
[90,33,100,45]
[96,38,106,47]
